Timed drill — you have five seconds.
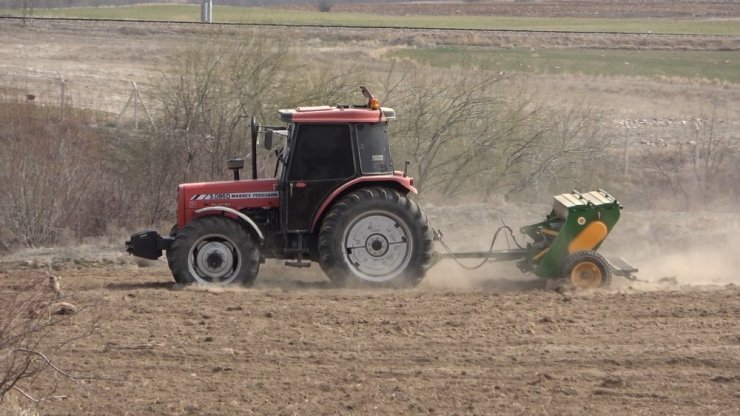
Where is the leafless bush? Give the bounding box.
[104,129,186,228]
[0,271,96,408]
[378,64,608,202]
[150,33,290,185]
[387,68,504,195]
[0,102,105,247]
[632,113,738,211]
[495,105,609,201]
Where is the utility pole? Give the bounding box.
[201,0,213,23]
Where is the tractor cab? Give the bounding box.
[268,93,397,233]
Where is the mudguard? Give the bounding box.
[194,206,265,242]
[309,174,417,231]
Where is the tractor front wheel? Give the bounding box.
[318,187,433,287]
[561,250,612,289]
[168,216,260,287]
[166,224,180,283]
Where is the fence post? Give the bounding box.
[133,82,156,130]
[117,81,156,130]
[133,85,139,129]
[623,123,630,177]
[60,76,66,120]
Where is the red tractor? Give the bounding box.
[126,87,434,287]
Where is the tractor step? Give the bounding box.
[285,260,311,268]
[283,247,309,254]
[607,256,638,278]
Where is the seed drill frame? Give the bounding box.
[438,189,637,288]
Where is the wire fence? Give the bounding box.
[0,72,151,126]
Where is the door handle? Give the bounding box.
[289,182,293,197]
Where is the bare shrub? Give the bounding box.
[0,102,105,247]
[495,105,609,201]
[99,33,293,229]
[116,34,615,222]
[378,64,608,202]
[387,68,504,196]
[101,129,184,228]
[632,113,738,211]
[0,271,95,407]
[280,64,367,111]
[150,33,290,185]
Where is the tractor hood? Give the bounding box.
[177,179,279,228]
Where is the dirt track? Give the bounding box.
[1,258,738,415]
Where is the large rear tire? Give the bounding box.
[561,250,612,289]
[168,216,260,287]
[318,187,433,287]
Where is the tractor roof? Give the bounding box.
[278,106,396,124]
[279,86,395,124]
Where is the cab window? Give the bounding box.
[357,123,393,174]
[288,124,354,181]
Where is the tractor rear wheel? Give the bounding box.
[318,187,433,287]
[168,216,260,287]
[561,250,612,289]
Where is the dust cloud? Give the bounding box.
[420,259,546,292]
[618,238,740,286]
[598,210,740,287]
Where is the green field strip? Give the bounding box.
[391,46,740,83]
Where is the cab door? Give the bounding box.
[281,124,356,232]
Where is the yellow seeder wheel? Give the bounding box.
[562,250,612,289]
[570,261,603,288]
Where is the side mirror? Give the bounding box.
[264,129,273,151]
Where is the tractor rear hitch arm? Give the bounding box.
[125,230,173,260]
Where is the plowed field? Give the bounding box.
[1,254,738,415]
